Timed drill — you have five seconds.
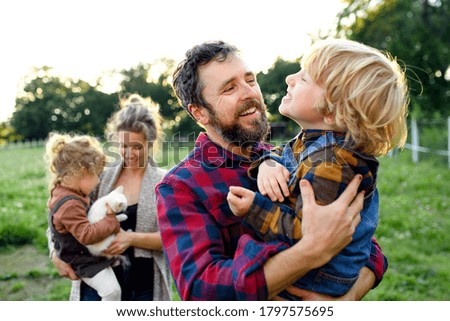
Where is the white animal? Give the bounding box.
[86,185,128,257]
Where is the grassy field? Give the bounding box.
[0,145,449,300]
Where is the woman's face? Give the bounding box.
[118,131,148,168]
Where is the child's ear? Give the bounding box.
[188,104,209,126]
[323,114,336,126]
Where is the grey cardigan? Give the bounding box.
[69,160,172,301]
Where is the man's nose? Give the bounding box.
[240,82,258,100]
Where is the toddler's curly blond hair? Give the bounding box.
[44,132,105,190]
[302,38,409,156]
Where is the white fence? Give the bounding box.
[404,117,450,168]
[0,139,45,150]
[2,118,450,169]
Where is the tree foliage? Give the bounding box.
[10,62,202,141]
[336,0,450,118]
[118,60,202,137]
[11,67,116,140]
[0,122,20,145]
[257,57,301,136]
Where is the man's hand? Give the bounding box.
[299,175,364,266]
[264,174,364,299]
[257,159,290,202]
[227,186,256,216]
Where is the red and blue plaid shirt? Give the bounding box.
[156,133,387,300]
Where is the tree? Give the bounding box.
[336,0,450,118]
[118,61,202,137]
[257,57,301,137]
[11,67,116,140]
[0,122,20,145]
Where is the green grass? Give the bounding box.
[0,148,49,249]
[364,151,450,300]
[0,146,449,300]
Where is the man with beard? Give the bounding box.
[155,41,387,300]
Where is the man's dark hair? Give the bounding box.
[172,41,238,116]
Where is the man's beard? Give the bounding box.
[208,99,270,148]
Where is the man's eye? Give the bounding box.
[224,86,234,93]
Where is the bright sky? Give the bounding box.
[0,0,346,122]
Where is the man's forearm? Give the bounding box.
[342,267,376,300]
[264,238,330,299]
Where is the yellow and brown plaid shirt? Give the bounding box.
[244,129,379,244]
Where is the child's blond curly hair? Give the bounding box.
[302,38,409,156]
[44,132,105,190]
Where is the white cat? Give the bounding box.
[86,185,128,257]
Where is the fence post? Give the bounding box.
[411,119,419,163]
[448,117,450,169]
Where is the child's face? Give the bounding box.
[78,172,100,196]
[279,69,328,130]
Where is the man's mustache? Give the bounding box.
[235,99,266,117]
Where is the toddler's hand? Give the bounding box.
[106,204,114,215]
[227,186,255,216]
[257,159,290,202]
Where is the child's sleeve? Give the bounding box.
[58,200,120,245]
[248,145,286,180]
[242,192,300,245]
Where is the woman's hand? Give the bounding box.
[51,251,79,280]
[103,230,132,256]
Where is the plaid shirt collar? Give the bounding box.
[299,129,346,142]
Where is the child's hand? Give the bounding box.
[257,159,290,202]
[106,204,114,215]
[227,186,256,216]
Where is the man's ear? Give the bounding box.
[188,104,209,126]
